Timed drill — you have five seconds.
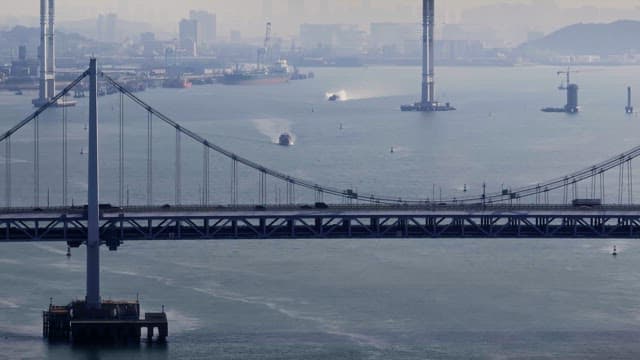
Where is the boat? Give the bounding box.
[278,133,293,146]
[221,60,291,85]
[14,90,23,96]
[162,78,192,89]
[328,94,340,101]
[290,67,315,81]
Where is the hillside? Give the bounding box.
[0,26,114,60]
[520,20,640,55]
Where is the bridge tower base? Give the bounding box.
[43,300,167,344]
[42,58,169,345]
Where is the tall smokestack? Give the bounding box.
[38,0,48,102]
[46,0,56,99]
[421,0,435,105]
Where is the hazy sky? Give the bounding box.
[6,0,637,21]
[3,0,640,41]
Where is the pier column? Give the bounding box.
[421,0,435,105]
[46,0,56,98]
[86,58,101,309]
[38,0,48,102]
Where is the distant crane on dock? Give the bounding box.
[257,22,272,71]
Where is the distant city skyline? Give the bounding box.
[5,1,639,22]
[2,0,640,45]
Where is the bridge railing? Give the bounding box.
[5,203,640,216]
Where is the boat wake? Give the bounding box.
[191,286,387,349]
[326,90,349,101]
[326,88,389,102]
[252,118,296,145]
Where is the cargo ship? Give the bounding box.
[221,60,292,85]
[162,78,192,89]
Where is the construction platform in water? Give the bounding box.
[401,101,456,112]
[43,299,167,344]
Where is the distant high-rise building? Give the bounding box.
[97,13,118,42]
[230,30,242,43]
[179,18,198,57]
[140,32,157,59]
[18,45,27,61]
[300,24,365,56]
[370,23,419,55]
[11,45,38,78]
[189,10,217,45]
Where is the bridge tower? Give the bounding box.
[86,58,101,309]
[32,0,75,108]
[34,0,49,106]
[41,59,167,343]
[401,0,455,112]
[422,0,435,106]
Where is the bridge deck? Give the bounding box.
[2,205,640,243]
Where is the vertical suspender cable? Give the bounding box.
[258,171,265,206]
[62,94,68,207]
[628,159,633,204]
[175,127,181,205]
[5,136,11,208]
[147,111,153,206]
[545,188,549,205]
[231,158,238,206]
[34,116,40,207]
[600,170,605,204]
[229,159,236,205]
[619,160,624,204]
[203,144,210,206]
[119,92,124,207]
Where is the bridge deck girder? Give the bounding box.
[1,206,640,242]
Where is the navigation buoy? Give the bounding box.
[66,246,71,257]
[612,245,618,256]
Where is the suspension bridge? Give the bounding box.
[2,60,640,250]
[3,59,640,343]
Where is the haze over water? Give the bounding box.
[3,66,640,358]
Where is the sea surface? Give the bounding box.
[2,66,640,359]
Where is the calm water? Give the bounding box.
[2,66,640,359]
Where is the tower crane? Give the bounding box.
[257,22,272,71]
[557,67,579,90]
